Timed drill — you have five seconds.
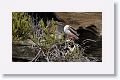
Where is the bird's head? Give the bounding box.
[64,25,70,32]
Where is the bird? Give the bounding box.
[64,25,79,40]
[64,25,99,45]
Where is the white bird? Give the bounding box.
[64,25,79,40]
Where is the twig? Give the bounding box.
[31,49,41,62]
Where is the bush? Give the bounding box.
[32,19,63,53]
[12,12,32,41]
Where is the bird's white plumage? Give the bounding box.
[64,25,73,36]
[64,25,79,39]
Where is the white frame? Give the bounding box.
[0,0,114,74]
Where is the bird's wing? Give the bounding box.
[69,27,79,37]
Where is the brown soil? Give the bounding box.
[55,12,102,33]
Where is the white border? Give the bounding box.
[0,0,114,74]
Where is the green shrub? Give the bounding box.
[32,19,59,53]
[12,12,32,41]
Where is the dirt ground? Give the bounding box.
[55,12,102,34]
